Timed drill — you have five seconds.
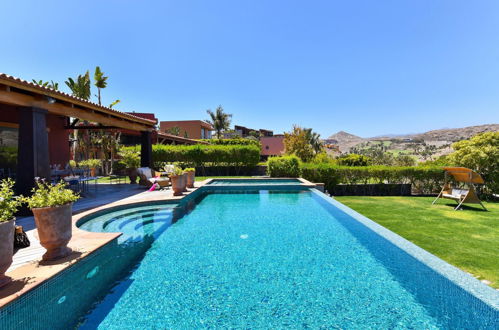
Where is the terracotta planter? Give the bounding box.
[127,168,138,184]
[32,203,73,261]
[170,175,183,196]
[90,167,96,177]
[186,171,195,188]
[0,219,15,287]
[182,173,188,192]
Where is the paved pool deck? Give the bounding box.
[0,181,207,309]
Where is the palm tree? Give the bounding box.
[93,66,108,105]
[305,128,324,154]
[32,79,59,90]
[65,71,91,100]
[206,105,232,139]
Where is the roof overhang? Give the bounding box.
[0,73,156,131]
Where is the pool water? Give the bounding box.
[76,190,497,329]
[207,178,302,185]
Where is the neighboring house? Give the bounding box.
[234,125,273,138]
[260,135,285,160]
[159,120,214,139]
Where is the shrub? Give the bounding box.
[300,164,443,194]
[267,156,301,177]
[447,132,499,196]
[121,144,260,172]
[337,154,372,166]
[200,138,261,147]
[23,181,79,209]
[0,178,23,222]
[118,148,140,169]
[79,158,102,169]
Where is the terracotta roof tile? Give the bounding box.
[0,73,156,126]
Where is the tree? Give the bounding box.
[206,105,232,138]
[93,66,108,105]
[32,79,59,90]
[394,154,417,166]
[283,125,315,162]
[337,154,372,166]
[65,71,91,100]
[166,126,181,136]
[447,131,499,195]
[304,128,324,154]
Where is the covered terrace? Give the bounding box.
[0,73,156,195]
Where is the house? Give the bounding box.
[159,120,214,139]
[234,125,274,138]
[260,135,285,160]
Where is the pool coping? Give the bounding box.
[310,189,499,310]
[0,179,214,309]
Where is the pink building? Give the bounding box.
[260,135,285,159]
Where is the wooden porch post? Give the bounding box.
[140,131,152,168]
[15,107,50,195]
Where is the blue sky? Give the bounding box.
[1,0,498,137]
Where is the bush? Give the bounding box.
[23,181,79,209]
[337,154,372,166]
[447,132,499,196]
[121,144,261,173]
[79,158,102,169]
[0,178,22,222]
[200,138,261,147]
[267,156,301,177]
[299,164,443,194]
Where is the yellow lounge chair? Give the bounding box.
[432,167,487,210]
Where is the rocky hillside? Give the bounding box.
[326,124,498,155]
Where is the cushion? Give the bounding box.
[138,167,152,179]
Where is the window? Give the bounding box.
[0,123,18,179]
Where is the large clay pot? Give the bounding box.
[0,219,15,287]
[32,203,73,261]
[182,173,188,192]
[127,168,138,184]
[186,171,195,188]
[170,175,183,196]
[90,167,96,177]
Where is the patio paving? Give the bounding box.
[9,183,163,272]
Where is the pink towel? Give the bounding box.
[148,183,158,192]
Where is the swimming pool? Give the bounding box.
[207,178,304,185]
[1,186,497,329]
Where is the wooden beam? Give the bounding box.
[0,90,152,131]
[0,77,155,126]
[66,125,118,130]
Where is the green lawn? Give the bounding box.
[95,175,131,184]
[335,196,499,288]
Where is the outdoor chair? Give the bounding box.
[137,167,170,189]
[432,167,487,210]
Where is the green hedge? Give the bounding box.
[122,144,260,169]
[199,138,261,147]
[267,155,301,177]
[266,157,443,194]
[301,164,443,194]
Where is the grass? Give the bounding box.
[335,196,499,288]
[195,176,254,181]
[95,176,131,184]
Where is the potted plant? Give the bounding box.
[170,166,185,196]
[23,181,79,261]
[79,159,101,177]
[118,149,140,184]
[184,168,195,188]
[0,179,22,287]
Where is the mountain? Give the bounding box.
[325,131,364,152]
[326,124,498,154]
